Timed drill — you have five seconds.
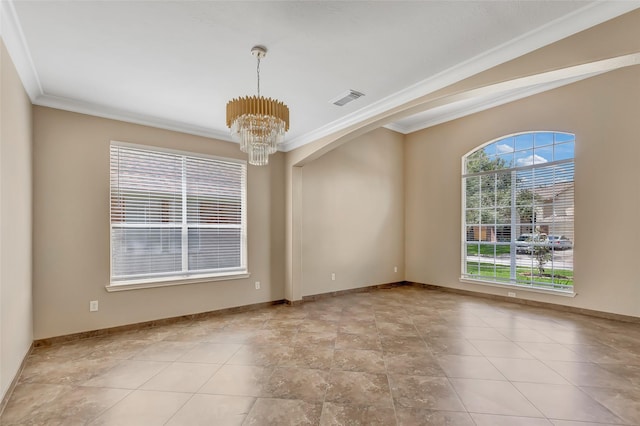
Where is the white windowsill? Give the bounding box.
[106,272,251,292]
[459,277,576,298]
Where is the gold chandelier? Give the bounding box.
[226,46,290,166]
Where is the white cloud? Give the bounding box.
[495,144,514,154]
[516,154,548,167]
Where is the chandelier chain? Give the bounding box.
[256,56,261,97]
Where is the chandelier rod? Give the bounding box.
[256,55,261,97]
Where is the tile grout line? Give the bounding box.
[379,314,401,426]
[479,332,553,423]
[84,388,135,425]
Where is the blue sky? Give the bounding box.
[477,132,575,168]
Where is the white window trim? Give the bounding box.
[111,140,247,165]
[109,141,248,287]
[459,277,576,297]
[460,131,575,295]
[105,271,251,292]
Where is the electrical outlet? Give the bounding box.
[394,266,398,273]
[508,292,516,298]
[89,300,99,312]
[331,273,336,281]
[255,281,261,290]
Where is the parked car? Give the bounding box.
[546,235,573,250]
[516,233,547,254]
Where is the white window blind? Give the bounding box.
[110,143,247,284]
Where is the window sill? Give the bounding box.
[459,277,576,298]
[106,272,251,292]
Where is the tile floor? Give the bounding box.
[2,286,640,425]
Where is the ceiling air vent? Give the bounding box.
[331,90,365,106]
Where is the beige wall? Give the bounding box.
[0,41,33,399]
[32,107,285,339]
[300,128,405,297]
[405,66,640,317]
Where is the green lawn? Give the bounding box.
[466,244,511,256]
[466,261,573,289]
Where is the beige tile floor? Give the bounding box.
[2,286,640,425]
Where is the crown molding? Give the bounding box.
[1,0,234,143]
[384,50,640,136]
[1,0,43,100]
[35,94,234,142]
[2,0,639,150]
[280,1,640,152]
[383,74,601,135]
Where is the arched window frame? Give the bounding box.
[461,131,575,294]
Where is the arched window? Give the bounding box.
[462,132,574,293]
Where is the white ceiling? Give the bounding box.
[3,1,639,151]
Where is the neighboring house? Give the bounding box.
[531,181,575,242]
[467,181,575,244]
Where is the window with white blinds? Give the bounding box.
[110,143,247,284]
[462,132,574,293]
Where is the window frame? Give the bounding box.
[107,141,249,291]
[460,131,575,296]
